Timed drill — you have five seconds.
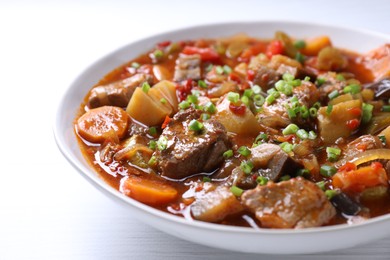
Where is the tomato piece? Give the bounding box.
[332,162,388,192]
[229,103,246,115]
[346,119,360,130]
[266,40,284,58]
[157,41,171,48]
[348,107,362,116]
[240,42,268,60]
[247,69,255,81]
[162,116,171,129]
[182,46,220,61]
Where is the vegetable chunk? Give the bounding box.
[76,106,129,143]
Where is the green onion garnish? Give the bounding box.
[201,113,210,121]
[204,102,216,113]
[153,49,163,58]
[238,146,251,157]
[320,165,337,177]
[148,156,157,166]
[294,40,306,49]
[296,129,309,139]
[160,98,167,104]
[309,107,318,117]
[157,136,168,151]
[149,140,156,150]
[231,185,244,197]
[240,160,254,174]
[282,123,299,135]
[223,65,232,74]
[141,82,151,93]
[198,80,208,89]
[215,66,224,75]
[325,189,338,200]
[316,181,326,191]
[326,104,333,115]
[256,176,268,185]
[328,90,339,100]
[223,149,234,159]
[308,130,317,140]
[149,127,157,136]
[279,175,291,181]
[243,89,254,98]
[203,176,211,182]
[188,119,204,132]
[379,135,387,145]
[280,142,294,153]
[316,78,326,86]
[252,85,261,94]
[131,62,140,68]
[382,105,390,112]
[362,103,373,124]
[227,92,240,104]
[178,100,190,109]
[253,94,265,106]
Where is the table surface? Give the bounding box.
[2,0,390,259]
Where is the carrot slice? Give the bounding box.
[121,176,178,205]
[76,106,129,143]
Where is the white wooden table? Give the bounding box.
[1,0,390,259]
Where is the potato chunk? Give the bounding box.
[191,186,243,222]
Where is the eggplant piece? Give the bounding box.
[364,77,390,99]
[330,192,362,216]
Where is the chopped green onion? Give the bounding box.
[309,107,318,117]
[316,78,326,86]
[266,93,276,104]
[326,146,341,162]
[312,102,321,110]
[149,127,157,136]
[316,181,326,191]
[253,94,265,106]
[308,130,317,140]
[279,175,291,181]
[295,52,305,63]
[362,103,373,124]
[215,66,224,75]
[326,104,333,115]
[187,94,198,104]
[252,85,262,94]
[300,105,309,119]
[157,136,168,151]
[336,74,345,81]
[382,105,390,112]
[223,149,234,159]
[379,135,387,146]
[328,90,339,100]
[280,142,293,153]
[256,176,268,185]
[231,185,244,197]
[296,129,309,139]
[238,146,251,157]
[320,165,337,177]
[294,40,306,49]
[205,64,213,72]
[188,119,204,132]
[179,100,190,109]
[198,80,208,89]
[304,76,311,82]
[343,84,361,94]
[297,168,310,177]
[243,89,253,98]
[204,102,216,113]
[282,123,299,135]
[203,176,211,182]
[131,62,140,68]
[141,82,151,93]
[149,140,156,150]
[286,106,297,119]
[325,189,338,200]
[148,156,157,166]
[240,161,254,174]
[255,133,268,144]
[241,95,250,106]
[282,73,295,82]
[153,49,164,58]
[201,113,210,121]
[227,92,240,104]
[223,65,232,74]
[160,98,167,104]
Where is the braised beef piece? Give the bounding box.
[252,66,281,90]
[231,144,302,190]
[241,177,336,228]
[173,54,201,81]
[155,108,230,179]
[88,73,152,108]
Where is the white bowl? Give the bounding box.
[54,21,390,254]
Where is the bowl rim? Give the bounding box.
[54,20,390,236]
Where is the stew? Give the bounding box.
[75,31,390,229]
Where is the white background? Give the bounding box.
[1,0,390,259]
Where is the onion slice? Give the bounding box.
[336,149,390,168]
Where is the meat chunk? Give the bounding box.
[241,178,336,228]
[173,54,201,81]
[252,66,281,90]
[155,109,230,179]
[191,186,243,222]
[88,73,152,108]
[232,144,302,189]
